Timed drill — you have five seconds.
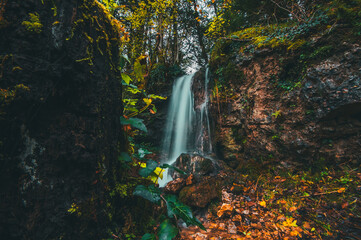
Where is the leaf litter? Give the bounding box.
[179,163,361,239]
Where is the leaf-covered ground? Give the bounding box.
[179,163,361,239]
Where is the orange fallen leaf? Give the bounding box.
[277,214,286,221]
[289,206,297,212]
[232,215,242,222]
[337,188,346,193]
[290,229,301,237]
[303,222,311,230]
[217,203,233,218]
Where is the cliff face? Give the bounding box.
[0,0,125,239]
[210,29,361,168]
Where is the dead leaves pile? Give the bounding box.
[180,166,361,239]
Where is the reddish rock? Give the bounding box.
[163,178,186,194]
[179,177,222,208]
[211,39,361,166]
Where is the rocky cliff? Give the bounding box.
[210,26,361,169]
[0,0,127,239]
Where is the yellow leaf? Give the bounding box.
[259,200,266,207]
[153,167,164,179]
[283,217,297,227]
[139,162,146,168]
[143,98,152,106]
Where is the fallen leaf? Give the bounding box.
[277,214,286,222]
[217,203,233,218]
[250,223,262,229]
[337,188,346,193]
[289,206,297,212]
[290,229,301,237]
[283,217,297,227]
[259,200,266,207]
[303,222,311,230]
[232,215,243,222]
[242,209,250,215]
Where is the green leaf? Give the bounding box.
[152,105,157,113]
[141,233,156,240]
[164,195,206,231]
[139,160,158,177]
[133,185,161,204]
[125,107,139,113]
[137,148,152,158]
[120,117,147,133]
[127,87,142,94]
[157,219,178,240]
[121,73,132,85]
[160,164,186,175]
[118,152,132,163]
[120,55,130,69]
[134,61,143,81]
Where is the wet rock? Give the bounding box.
[163,178,186,194]
[171,153,218,180]
[179,177,222,208]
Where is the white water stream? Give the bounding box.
[158,69,213,187]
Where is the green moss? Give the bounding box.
[109,183,131,198]
[232,24,308,52]
[22,13,43,33]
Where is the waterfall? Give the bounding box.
[158,69,213,187]
[161,74,196,162]
[195,68,212,154]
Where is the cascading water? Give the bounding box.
[194,68,212,155]
[158,69,213,187]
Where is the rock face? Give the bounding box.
[211,35,361,167]
[171,153,217,179]
[0,1,125,239]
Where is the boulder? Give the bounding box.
[163,178,186,194]
[171,153,218,180]
[178,177,222,208]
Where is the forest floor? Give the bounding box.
[179,162,361,240]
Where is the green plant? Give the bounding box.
[119,115,204,239]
